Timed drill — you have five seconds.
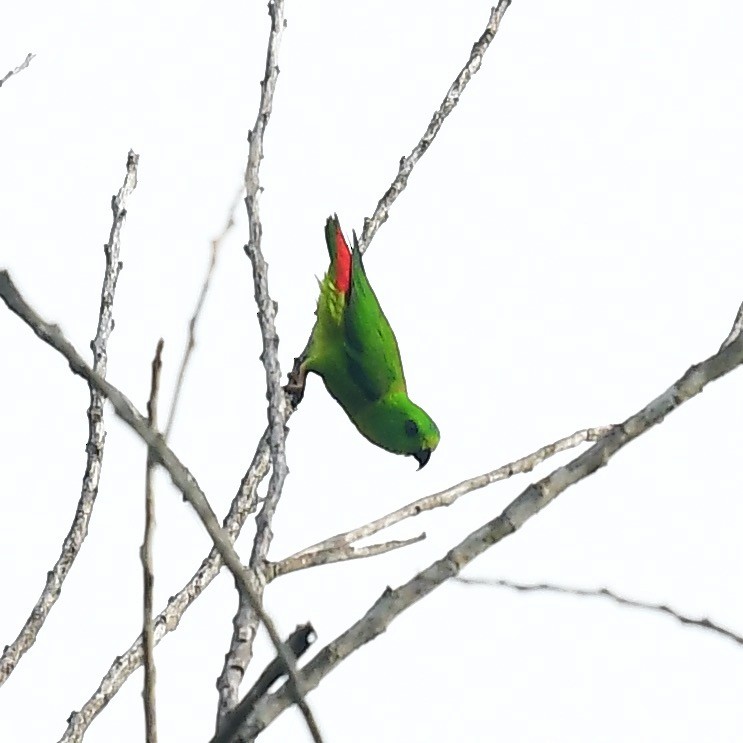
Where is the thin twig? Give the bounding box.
[142,340,163,743]
[212,624,316,743]
[0,150,138,687]
[270,425,611,581]
[216,0,303,736]
[0,272,316,743]
[232,312,743,738]
[359,1,511,252]
[0,52,35,88]
[49,4,515,735]
[270,534,427,580]
[164,185,243,440]
[285,427,611,563]
[720,300,743,350]
[455,576,743,647]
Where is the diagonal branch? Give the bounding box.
[142,340,164,743]
[359,1,511,252]
[269,533,427,580]
[231,309,743,738]
[454,576,743,647]
[0,150,138,687]
[0,52,35,88]
[0,272,318,743]
[269,426,609,580]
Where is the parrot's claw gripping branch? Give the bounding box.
[285,354,308,408]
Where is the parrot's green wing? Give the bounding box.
[343,236,407,402]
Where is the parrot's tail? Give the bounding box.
[325,214,352,295]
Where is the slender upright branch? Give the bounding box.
[232,314,743,738]
[216,0,296,732]
[164,186,244,440]
[359,1,511,251]
[454,576,743,646]
[0,272,319,743]
[0,150,138,687]
[0,52,35,88]
[142,340,163,743]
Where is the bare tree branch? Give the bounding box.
[232,312,743,738]
[454,576,743,647]
[212,624,316,743]
[720,300,743,350]
[0,52,35,88]
[216,235,294,728]
[0,150,138,687]
[0,272,318,743]
[359,1,511,252]
[164,185,243,440]
[215,0,301,734]
[284,426,611,563]
[142,339,163,743]
[269,534,427,580]
[267,424,611,580]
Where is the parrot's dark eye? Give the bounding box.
[404,419,419,437]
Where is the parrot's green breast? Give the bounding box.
[302,216,440,468]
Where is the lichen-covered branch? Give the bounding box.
[455,576,743,646]
[231,312,743,738]
[0,150,138,687]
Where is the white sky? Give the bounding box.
[2,1,743,741]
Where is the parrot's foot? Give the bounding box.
[284,356,308,408]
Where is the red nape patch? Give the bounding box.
[334,224,352,294]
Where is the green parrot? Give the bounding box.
[288,215,440,468]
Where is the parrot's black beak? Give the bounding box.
[414,448,432,470]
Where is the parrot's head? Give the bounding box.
[362,394,440,469]
[403,405,440,470]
